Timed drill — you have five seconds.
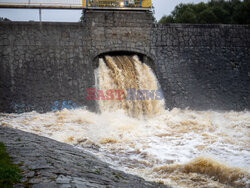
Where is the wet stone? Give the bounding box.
[29,178,43,184]
[58,184,71,188]
[56,175,71,184]
[32,182,57,188]
[0,126,170,188]
[25,171,35,178]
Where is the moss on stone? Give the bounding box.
[0,142,21,187]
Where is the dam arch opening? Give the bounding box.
[93,51,156,73]
[92,51,165,118]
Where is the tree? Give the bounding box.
[193,2,208,15]
[158,15,174,24]
[0,17,11,22]
[158,0,250,24]
[198,8,218,23]
[232,0,250,24]
[176,7,197,23]
[211,6,230,23]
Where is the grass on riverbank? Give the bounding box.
[0,142,21,188]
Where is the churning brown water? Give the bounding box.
[97,55,165,118]
[0,55,249,187]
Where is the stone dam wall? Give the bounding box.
[153,24,250,110]
[0,10,249,113]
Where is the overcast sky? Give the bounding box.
[0,0,208,22]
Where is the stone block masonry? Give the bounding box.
[0,10,249,113]
[0,22,96,112]
[153,24,250,110]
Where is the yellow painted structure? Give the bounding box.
[85,0,152,8]
[82,0,87,7]
[141,0,151,8]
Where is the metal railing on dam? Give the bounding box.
[0,0,152,9]
[0,0,83,9]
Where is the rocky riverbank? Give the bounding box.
[0,126,170,188]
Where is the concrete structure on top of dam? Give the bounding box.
[0,9,249,113]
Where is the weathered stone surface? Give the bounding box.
[153,24,250,111]
[0,126,169,188]
[0,11,249,112]
[0,10,155,113]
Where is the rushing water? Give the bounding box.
[97,55,165,118]
[0,55,249,187]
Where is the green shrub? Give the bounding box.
[159,0,250,24]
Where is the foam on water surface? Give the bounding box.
[1,108,249,187]
[0,55,249,187]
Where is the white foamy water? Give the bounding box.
[0,55,249,187]
[1,108,249,187]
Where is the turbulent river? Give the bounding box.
[0,55,249,188]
